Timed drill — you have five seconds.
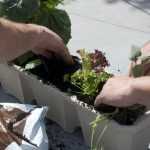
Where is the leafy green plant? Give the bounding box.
[70,49,112,104]
[71,70,110,97]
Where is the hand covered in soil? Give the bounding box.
[94,76,138,107]
[30,24,74,65]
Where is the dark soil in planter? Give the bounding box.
[75,93,146,125]
[95,104,146,125]
[14,53,81,90]
[13,54,146,126]
[26,55,81,90]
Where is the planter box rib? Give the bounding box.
[0,64,150,150]
[0,64,24,102]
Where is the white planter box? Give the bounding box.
[0,64,150,150]
[75,100,150,150]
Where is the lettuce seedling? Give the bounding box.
[70,49,112,104]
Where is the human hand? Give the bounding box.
[94,76,138,108]
[29,24,73,65]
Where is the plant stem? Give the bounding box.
[91,125,96,150]
[90,109,119,150]
[96,122,109,149]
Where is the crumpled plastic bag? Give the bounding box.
[0,103,48,150]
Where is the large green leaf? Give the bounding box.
[0,0,40,22]
[48,9,71,44]
[32,8,71,44]
[40,0,64,9]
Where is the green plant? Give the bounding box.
[70,49,112,103]
[90,115,107,150]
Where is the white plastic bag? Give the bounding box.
[0,103,48,150]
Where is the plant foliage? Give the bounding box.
[70,49,112,99]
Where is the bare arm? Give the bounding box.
[0,18,73,64]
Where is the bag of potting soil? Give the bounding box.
[0,103,48,150]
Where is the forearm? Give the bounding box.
[133,77,150,106]
[0,18,40,62]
